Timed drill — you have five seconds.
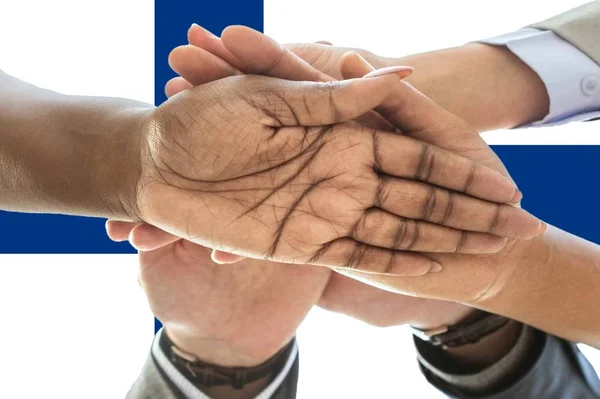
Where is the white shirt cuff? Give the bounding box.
[151,328,299,399]
[479,28,600,127]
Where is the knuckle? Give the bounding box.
[317,80,344,93]
[454,231,468,253]
[375,178,392,207]
[405,220,421,250]
[361,210,385,233]
[439,191,455,225]
[462,162,477,193]
[487,206,504,233]
[415,143,437,182]
[345,243,369,271]
[490,206,510,234]
[420,186,438,221]
[391,218,410,250]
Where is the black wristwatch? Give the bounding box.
[159,331,294,390]
[411,310,511,349]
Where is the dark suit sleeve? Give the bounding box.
[417,328,600,399]
[126,351,185,399]
[126,333,299,399]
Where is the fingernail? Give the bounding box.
[189,23,201,33]
[538,221,548,235]
[205,28,218,38]
[510,188,523,204]
[190,23,217,38]
[363,66,414,79]
[351,52,376,72]
[430,262,443,273]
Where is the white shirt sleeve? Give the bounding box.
[479,28,600,127]
[151,328,299,399]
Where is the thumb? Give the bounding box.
[339,52,509,175]
[221,25,331,82]
[248,72,410,128]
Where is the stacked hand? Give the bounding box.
[107,26,545,375]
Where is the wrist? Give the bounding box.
[0,73,151,219]
[165,327,285,368]
[60,98,151,220]
[88,104,150,221]
[387,43,549,131]
[443,320,522,368]
[410,303,476,330]
[162,328,294,399]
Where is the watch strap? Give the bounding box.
[412,311,511,348]
[159,331,294,390]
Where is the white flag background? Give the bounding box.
[0,0,598,398]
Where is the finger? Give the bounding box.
[221,25,331,82]
[340,52,507,173]
[129,224,180,251]
[315,40,333,45]
[339,54,411,130]
[339,54,540,239]
[251,73,407,127]
[308,238,442,276]
[372,130,521,204]
[211,250,247,264]
[169,45,242,86]
[165,77,192,98]
[352,209,508,253]
[373,178,541,239]
[340,52,413,80]
[188,23,246,71]
[105,220,138,241]
[340,50,376,77]
[207,27,393,131]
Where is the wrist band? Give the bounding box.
[159,331,295,390]
[412,311,511,349]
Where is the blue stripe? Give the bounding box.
[3,145,599,252]
[152,0,264,333]
[0,0,265,255]
[154,0,264,107]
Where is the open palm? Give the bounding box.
[109,26,543,331]
[162,25,540,325]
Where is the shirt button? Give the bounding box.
[581,76,600,96]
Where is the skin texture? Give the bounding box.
[108,25,539,328]
[138,241,330,368]
[142,74,539,276]
[110,29,600,398]
[190,30,600,349]
[116,26,600,350]
[1,69,544,275]
[106,26,546,384]
[108,29,600,399]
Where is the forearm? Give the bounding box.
[387,43,549,132]
[476,225,600,348]
[0,71,151,219]
[343,224,600,348]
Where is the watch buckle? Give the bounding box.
[411,325,449,341]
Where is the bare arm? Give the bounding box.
[0,71,150,219]
[394,43,550,131]
[481,225,600,347]
[169,25,598,345]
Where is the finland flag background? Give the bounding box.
[1,0,599,397]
